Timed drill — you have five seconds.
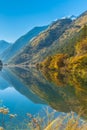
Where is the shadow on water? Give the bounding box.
[5,66,87,119]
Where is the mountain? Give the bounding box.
[39,25,87,70]
[0,26,48,63]
[0,40,11,54]
[69,15,77,20]
[11,18,72,65]
[61,15,77,20]
[48,11,87,56]
[11,11,87,65]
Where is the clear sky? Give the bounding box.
[0,0,87,42]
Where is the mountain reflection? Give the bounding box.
[0,68,45,104]
[4,66,86,119]
[0,60,3,71]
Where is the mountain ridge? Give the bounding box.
[0,40,11,55]
[11,18,72,65]
[0,25,48,63]
[1,11,87,66]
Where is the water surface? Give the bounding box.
[0,66,87,129]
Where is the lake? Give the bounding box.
[0,66,87,129]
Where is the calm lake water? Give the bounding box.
[0,66,87,129]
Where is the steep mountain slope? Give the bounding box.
[50,11,87,55]
[38,25,87,66]
[0,26,48,63]
[39,25,87,84]
[11,18,72,65]
[0,40,11,54]
[12,11,87,65]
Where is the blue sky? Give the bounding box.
[0,0,87,42]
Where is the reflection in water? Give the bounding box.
[9,66,87,119]
[40,69,87,118]
[0,60,3,71]
[0,76,9,90]
[0,68,45,104]
[0,68,48,129]
[0,66,87,129]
